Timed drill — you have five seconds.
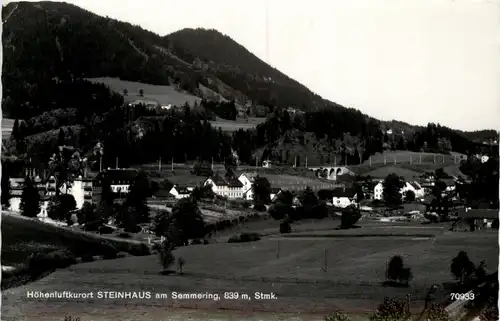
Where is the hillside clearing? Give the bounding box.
[87,77,201,106]
[209,117,266,132]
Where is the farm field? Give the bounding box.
[3,221,497,320]
[2,118,15,139]
[87,77,201,106]
[362,150,466,166]
[209,117,266,132]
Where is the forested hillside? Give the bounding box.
[2,1,496,172]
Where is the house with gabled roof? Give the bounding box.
[331,187,358,208]
[401,181,425,199]
[204,174,245,199]
[168,185,194,199]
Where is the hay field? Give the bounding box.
[363,151,466,166]
[209,117,266,132]
[87,77,201,106]
[3,221,496,321]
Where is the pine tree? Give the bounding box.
[20,177,41,217]
[1,164,11,207]
[57,128,66,147]
[11,118,20,141]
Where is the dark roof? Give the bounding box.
[174,186,191,194]
[408,182,422,190]
[423,195,436,205]
[208,174,243,188]
[331,187,357,198]
[458,209,498,219]
[96,169,139,183]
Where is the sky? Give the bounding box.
[7,0,500,131]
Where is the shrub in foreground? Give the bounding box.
[324,311,351,321]
[228,232,261,243]
[279,220,292,234]
[158,241,175,272]
[28,249,77,276]
[369,297,410,321]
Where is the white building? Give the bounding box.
[401,181,425,200]
[332,187,358,208]
[204,175,245,199]
[374,182,384,200]
[68,177,93,209]
[238,173,257,200]
[374,180,425,201]
[168,185,194,199]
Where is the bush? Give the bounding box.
[191,239,202,245]
[116,252,130,258]
[451,251,475,282]
[80,255,94,263]
[203,239,209,245]
[28,249,77,275]
[324,311,351,321]
[242,201,250,209]
[369,297,410,321]
[100,241,118,260]
[279,221,292,234]
[253,202,266,212]
[228,232,261,243]
[157,241,175,271]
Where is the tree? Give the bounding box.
[252,176,272,205]
[125,172,150,223]
[177,256,186,275]
[170,198,205,244]
[450,251,475,284]
[11,118,20,141]
[115,204,141,233]
[123,89,128,96]
[369,297,410,321]
[340,205,361,229]
[1,165,11,207]
[279,220,292,233]
[157,241,175,271]
[426,305,452,321]
[404,190,415,203]
[57,128,66,147]
[382,174,405,206]
[20,177,40,218]
[475,260,487,284]
[47,194,77,223]
[386,255,412,286]
[77,202,103,230]
[152,210,173,237]
[138,88,144,96]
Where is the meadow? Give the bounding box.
[3,218,497,320]
[209,117,266,132]
[1,213,149,266]
[2,117,15,139]
[362,151,466,167]
[87,77,201,106]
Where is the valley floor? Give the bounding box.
[2,223,497,321]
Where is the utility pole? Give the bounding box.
[334,155,337,166]
[276,237,280,258]
[420,154,422,164]
[322,246,328,272]
[305,156,308,168]
[99,156,103,173]
[410,155,412,164]
[394,156,396,165]
[369,156,372,166]
[171,157,174,171]
[294,156,297,168]
[211,157,214,170]
[115,157,118,169]
[158,157,162,172]
[384,156,387,165]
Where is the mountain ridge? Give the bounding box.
[1,1,497,141]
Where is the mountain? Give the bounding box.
[2,1,496,147]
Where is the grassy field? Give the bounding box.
[87,77,201,106]
[209,117,266,132]
[1,213,149,266]
[362,151,466,166]
[3,217,497,320]
[2,117,15,139]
